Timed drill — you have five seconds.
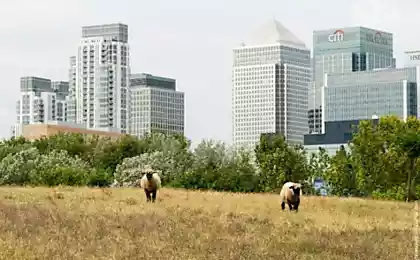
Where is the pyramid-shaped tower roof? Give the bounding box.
[243,18,306,49]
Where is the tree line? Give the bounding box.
[1,115,419,201]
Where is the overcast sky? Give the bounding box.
[0,0,418,145]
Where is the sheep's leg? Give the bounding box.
[144,189,151,202]
[281,201,285,210]
[294,202,299,212]
[151,190,157,203]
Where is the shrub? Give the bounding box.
[113,152,165,187]
[87,168,113,187]
[29,150,90,186]
[0,147,39,185]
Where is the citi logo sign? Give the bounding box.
[366,32,388,45]
[328,30,344,43]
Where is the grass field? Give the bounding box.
[0,187,415,259]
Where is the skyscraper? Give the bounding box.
[129,73,184,137]
[232,19,311,148]
[310,27,395,133]
[70,23,130,133]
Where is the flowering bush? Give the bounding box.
[29,150,90,186]
[112,152,164,187]
[0,147,39,185]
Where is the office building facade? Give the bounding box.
[310,26,396,133]
[129,73,184,137]
[70,23,130,133]
[323,67,418,124]
[232,19,311,148]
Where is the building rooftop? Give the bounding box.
[81,23,128,43]
[241,18,306,48]
[130,73,176,91]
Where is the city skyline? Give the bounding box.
[1,0,419,146]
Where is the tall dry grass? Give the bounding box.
[0,187,415,259]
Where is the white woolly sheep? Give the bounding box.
[140,168,161,203]
[280,181,302,212]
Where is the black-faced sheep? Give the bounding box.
[140,168,161,203]
[280,181,302,212]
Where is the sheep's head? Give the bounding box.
[289,184,302,198]
[146,172,153,180]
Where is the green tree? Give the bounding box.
[307,147,331,194]
[324,145,357,196]
[394,129,420,201]
[255,134,309,192]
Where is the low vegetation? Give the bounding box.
[0,187,414,260]
[1,115,420,201]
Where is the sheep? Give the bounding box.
[280,181,302,212]
[139,166,161,203]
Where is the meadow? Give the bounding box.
[0,187,415,259]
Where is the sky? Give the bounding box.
[0,0,419,146]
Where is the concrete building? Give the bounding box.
[323,67,418,125]
[13,77,69,137]
[232,18,311,149]
[129,73,184,137]
[310,26,396,133]
[69,23,130,133]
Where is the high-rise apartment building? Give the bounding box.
[66,56,77,123]
[70,23,130,133]
[232,19,311,148]
[12,77,69,137]
[310,27,396,133]
[129,73,184,137]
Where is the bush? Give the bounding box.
[113,152,165,187]
[0,147,39,185]
[86,168,113,187]
[29,150,90,186]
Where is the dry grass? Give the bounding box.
[0,187,415,259]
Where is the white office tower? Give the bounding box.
[72,23,130,133]
[232,19,311,149]
[129,73,185,137]
[12,77,69,137]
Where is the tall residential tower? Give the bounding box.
[70,23,130,133]
[232,19,311,148]
[12,77,69,137]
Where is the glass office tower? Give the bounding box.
[310,26,395,133]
